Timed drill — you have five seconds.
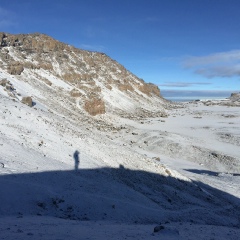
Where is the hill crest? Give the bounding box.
[0,32,168,117]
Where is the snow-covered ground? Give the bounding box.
[0,72,240,239]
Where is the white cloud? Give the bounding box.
[183,50,240,78]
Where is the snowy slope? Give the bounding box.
[0,69,240,239]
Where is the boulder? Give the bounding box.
[70,88,82,97]
[21,96,33,107]
[0,78,9,87]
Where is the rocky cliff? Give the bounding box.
[0,32,168,118]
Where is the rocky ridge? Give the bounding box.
[201,94,240,107]
[0,32,169,119]
[230,92,240,102]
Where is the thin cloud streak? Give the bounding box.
[183,50,240,78]
[184,50,240,67]
[158,82,211,88]
[195,64,240,78]
[161,89,234,98]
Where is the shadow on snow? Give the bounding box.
[0,164,239,226]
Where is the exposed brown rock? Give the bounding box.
[70,88,82,97]
[106,84,112,90]
[8,62,24,75]
[62,72,83,83]
[21,96,33,107]
[138,83,160,96]
[84,98,106,116]
[41,78,52,86]
[0,32,66,53]
[38,62,53,71]
[24,62,40,70]
[118,83,134,92]
[23,61,53,71]
[0,78,8,86]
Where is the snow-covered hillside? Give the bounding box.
[1,73,240,239]
[0,33,240,239]
[0,32,168,118]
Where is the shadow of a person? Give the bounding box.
[73,150,80,171]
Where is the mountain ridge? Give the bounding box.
[0,32,168,118]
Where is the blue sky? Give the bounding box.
[0,0,240,97]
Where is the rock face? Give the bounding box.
[0,32,168,117]
[202,92,240,107]
[8,62,24,75]
[84,98,106,116]
[0,32,65,53]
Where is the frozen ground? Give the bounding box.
[118,101,240,199]
[1,216,240,240]
[0,73,240,239]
